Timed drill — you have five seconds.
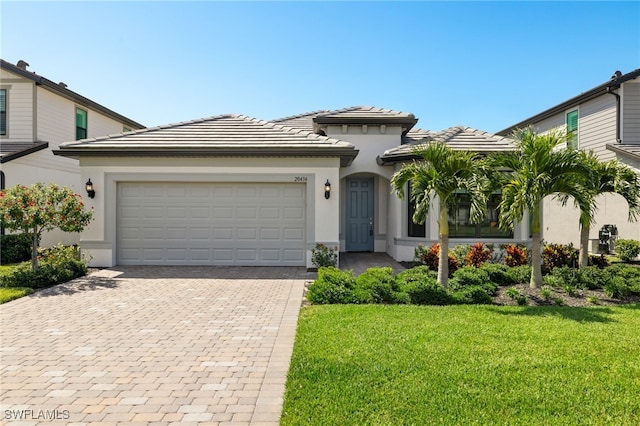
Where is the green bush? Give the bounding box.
[306,267,356,304]
[451,285,492,305]
[577,266,612,290]
[354,267,406,304]
[1,244,87,288]
[505,265,532,284]
[0,233,32,264]
[449,266,497,295]
[396,267,451,305]
[615,239,640,262]
[479,263,513,285]
[604,277,631,299]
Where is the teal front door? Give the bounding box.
[346,178,374,252]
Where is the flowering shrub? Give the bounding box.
[615,239,640,262]
[311,243,338,268]
[0,183,93,270]
[503,243,528,267]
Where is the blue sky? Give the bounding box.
[2,1,639,133]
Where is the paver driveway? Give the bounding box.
[0,266,309,425]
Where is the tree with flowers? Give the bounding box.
[0,183,93,270]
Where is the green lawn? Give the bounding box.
[282,304,640,425]
[0,263,32,304]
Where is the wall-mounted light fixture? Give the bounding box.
[85,179,95,199]
[324,179,331,199]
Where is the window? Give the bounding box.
[448,191,513,238]
[123,126,131,133]
[566,110,578,150]
[0,89,6,136]
[407,182,426,237]
[76,107,87,140]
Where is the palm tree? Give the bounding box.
[572,151,640,268]
[391,142,489,288]
[491,127,590,288]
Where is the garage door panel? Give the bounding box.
[117,182,306,265]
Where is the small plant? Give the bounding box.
[563,284,577,297]
[586,296,599,305]
[540,286,552,301]
[503,244,528,267]
[311,243,338,268]
[505,287,520,299]
[450,244,471,265]
[479,263,512,285]
[615,239,640,262]
[604,277,631,299]
[515,295,527,306]
[588,253,610,269]
[553,297,565,306]
[465,242,492,267]
[505,265,531,284]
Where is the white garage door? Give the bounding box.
[117,182,306,265]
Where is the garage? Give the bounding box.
[117,181,306,265]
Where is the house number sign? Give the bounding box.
[294,176,308,182]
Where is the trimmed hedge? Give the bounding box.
[0,233,32,264]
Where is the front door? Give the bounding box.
[346,178,374,252]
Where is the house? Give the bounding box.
[496,68,640,247]
[54,106,527,268]
[0,59,144,247]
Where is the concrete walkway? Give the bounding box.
[0,266,310,425]
[339,252,407,276]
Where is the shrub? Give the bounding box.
[0,233,32,264]
[615,239,640,262]
[505,265,531,284]
[577,266,611,290]
[588,254,610,269]
[1,244,87,289]
[479,263,513,285]
[396,267,451,305]
[414,243,459,276]
[449,266,496,295]
[604,277,631,299]
[451,285,492,305]
[465,242,492,267]
[542,243,578,274]
[516,295,528,306]
[505,287,520,299]
[540,286,552,300]
[354,267,406,304]
[311,243,338,268]
[548,266,580,287]
[450,244,471,265]
[503,244,528,267]
[306,267,356,304]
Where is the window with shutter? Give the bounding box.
[566,110,578,150]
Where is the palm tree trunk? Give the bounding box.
[579,225,590,268]
[438,204,449,288]
[530,206,543,288]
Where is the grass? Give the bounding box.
[282,304,640,425]
[0,263,31,304]
[0,287,34,303]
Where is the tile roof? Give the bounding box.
[54,114,359,166]
[0,141,49,164]
[606,144,640,162]
[378,126,515,164]
[273,106,418,134]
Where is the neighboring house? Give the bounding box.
[55,106,526,268]
[497,68,640,248]
[0,59,144,247]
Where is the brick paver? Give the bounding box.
[0,266,308,425]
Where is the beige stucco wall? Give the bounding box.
[77,156,341,268]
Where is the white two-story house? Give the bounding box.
[497,68,640,247]
[0,59,144,247]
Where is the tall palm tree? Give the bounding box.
[491,127,590,288]
[572,151,640,268]
[391,142,489,288]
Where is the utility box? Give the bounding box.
[598,224,618,254]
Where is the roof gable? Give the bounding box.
[0,141,49,164]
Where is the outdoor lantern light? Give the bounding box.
[85,179,95,199]
[324,179,331,199]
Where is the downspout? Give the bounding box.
[0,170,4,235]
[607,86,622,143]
